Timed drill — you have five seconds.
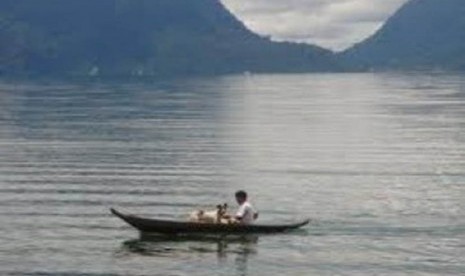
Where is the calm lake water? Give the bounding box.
[0,73,464,276]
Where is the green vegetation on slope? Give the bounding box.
[343,0,465,71]
[0,0,340,78]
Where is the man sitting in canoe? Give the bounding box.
[224,190,259,225]
[188,190,258,225]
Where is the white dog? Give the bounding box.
[189,203,229,224]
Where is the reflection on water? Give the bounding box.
[121,235,258,255]
[120,235,258,276]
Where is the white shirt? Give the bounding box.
[235,201,257,224]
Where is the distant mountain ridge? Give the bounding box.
[343,0,465,71]
[0,0,340,77]
[1,0,464,77]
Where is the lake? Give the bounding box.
[0,73,464,275]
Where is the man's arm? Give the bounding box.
[235,204,246,220]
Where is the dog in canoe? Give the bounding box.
[188,203,236,224]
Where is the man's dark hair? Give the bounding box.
[235,190,247,199]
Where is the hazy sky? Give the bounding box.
[221,0,408,51]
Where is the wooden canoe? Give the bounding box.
[111,208,310,235]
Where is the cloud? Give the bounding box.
[221,0,408,51]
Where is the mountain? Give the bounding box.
[0,0,340,78]
[343,0,465,71]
